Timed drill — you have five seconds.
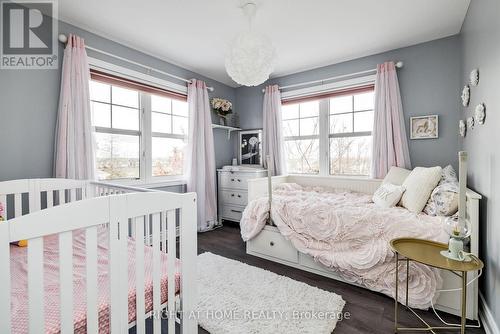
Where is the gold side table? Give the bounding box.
[390,238,483,334]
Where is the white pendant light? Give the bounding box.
[225,2,275,86]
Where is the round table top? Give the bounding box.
[390,238,483,272]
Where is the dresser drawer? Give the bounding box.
[220,205,244,222]
[220,190,248,206]
[219,172,253,190]
[247,228,298,263]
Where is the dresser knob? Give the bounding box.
[270,241,274,246]
[231,178,235,181]
[237,179,241,182]
[237,194,241,198]
[231,194,235,197]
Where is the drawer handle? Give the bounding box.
[231,178,235,181]
[237,194,241,198]
[231,194,235,197]
[231,209,242,213]
[237,179,241,182]
[270,241,275,246]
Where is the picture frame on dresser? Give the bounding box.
[239,129,262,166]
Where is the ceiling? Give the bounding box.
[59,0,470,87]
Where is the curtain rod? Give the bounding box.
[262,61,403,93]
[58,34,214,92]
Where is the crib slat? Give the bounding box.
[109,205,128,332]
[14,193,21,217]
[109,216,121,332]
[59,231,74,334]
[70,188,76,203]
[167,210,176,334]
[135,217,146,334]
[152,213,161,334]
[28,237,44,333]
[180,198,197,333]
[0,223,11,333]
[47,191,54,208]
[85,227,98,334]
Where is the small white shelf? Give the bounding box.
[212,124,241,140]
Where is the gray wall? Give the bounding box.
[0,20,237,182]
[460,0,500,328]
[235,36,463,170]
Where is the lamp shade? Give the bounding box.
[225,31,275,87]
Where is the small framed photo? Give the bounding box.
[239,130,262,166]
[410,115,439,139]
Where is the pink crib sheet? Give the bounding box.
[9,228,181,333]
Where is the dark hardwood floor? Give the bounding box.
[196,223,485,334]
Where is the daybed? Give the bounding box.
[243,174,481,320]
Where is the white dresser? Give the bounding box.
[217,168,267,223]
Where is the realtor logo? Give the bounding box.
[1,0,58,69]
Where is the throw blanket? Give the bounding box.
[241,183,449,309]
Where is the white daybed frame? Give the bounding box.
[246,174,482,320]
[0,178,197,334]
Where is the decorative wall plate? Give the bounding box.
[467,116,475,129]
[459,120,466,137]
[458,119,467,137]
[461,85,470,107]
[475,103,486,125]
[470,69,479,86]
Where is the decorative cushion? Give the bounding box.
[401,166,442,213]
[382,166,411,186]
[423,165,459,216]
[372,183,406,208]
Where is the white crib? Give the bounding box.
[0,178,198,334]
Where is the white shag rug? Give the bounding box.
[197,252,346,334]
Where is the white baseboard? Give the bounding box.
[480,292,500,334]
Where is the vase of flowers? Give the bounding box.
[211,98,233,126]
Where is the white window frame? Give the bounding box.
[281,75,376,177]
[89,58,188,187]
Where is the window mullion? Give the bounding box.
[318,99,329,176]
[141,93,152,184]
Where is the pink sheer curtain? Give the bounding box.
[185,79,218,232]
[54,34,95,179]
[371,62,411,178]
[262,85,286,175]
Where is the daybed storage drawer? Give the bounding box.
[248,229,298,263]
[299,253,331,274]
[220,205,244,222]
[220,190,248,206]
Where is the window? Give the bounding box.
[329,91,374,176]
[282,101,320,174]
[89,74,188,183]
[90,81,141,180]
[151,95,188,177]
[281,87,374,176]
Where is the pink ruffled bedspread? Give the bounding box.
[10,228,180,334]
[241,183,449,309]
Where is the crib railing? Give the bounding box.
[0,179,197,334]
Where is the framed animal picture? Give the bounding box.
[410,115,439,140]
[239,130,262,166]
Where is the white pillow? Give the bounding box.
[401,166,442,213]
[383,166,411,186]
[372,183,406,208]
